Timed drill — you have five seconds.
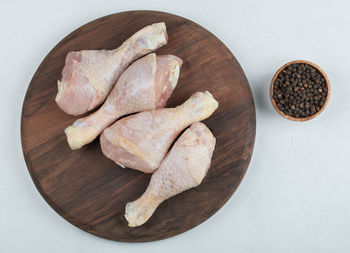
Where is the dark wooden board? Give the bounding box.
[21,11,256,242]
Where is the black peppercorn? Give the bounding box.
[272,63,327,118]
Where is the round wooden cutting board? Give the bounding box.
[21,11,256,242]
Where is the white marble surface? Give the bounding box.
[1,0,350,252]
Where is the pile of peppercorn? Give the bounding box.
[272,63,328,118]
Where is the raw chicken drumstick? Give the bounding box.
[65,53,182,150]
[100,91,218,173]
[125,122,216,227]
[56,22,168,115]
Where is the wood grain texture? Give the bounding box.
[21,11,256,242]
